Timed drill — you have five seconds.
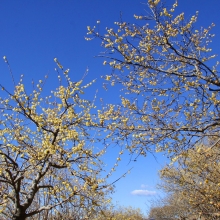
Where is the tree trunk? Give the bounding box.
[12,206,27,220]
[13,216,27,220]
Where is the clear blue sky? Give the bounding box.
[0,0,219,215]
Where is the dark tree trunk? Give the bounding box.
[12,206,27,220]
[13,216,27,220]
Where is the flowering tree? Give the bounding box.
[148,192,193,220]
[94,205,145,220]
[0,58,120,220]
[159,143,220,219]
[88,0,219,157]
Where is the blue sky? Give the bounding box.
[0,0,220,215]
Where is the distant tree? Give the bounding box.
[148,193,191,220]
[94,205,145,220]
[159,143,220,219]
[0,58,120,220]
[148,205,177,220]
[88,0,220,158]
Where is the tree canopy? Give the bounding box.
[159,143,220,219]
[0,58,122,219]
[88,0,219,158]
[88,0,220,217]
[1,0,220,219]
